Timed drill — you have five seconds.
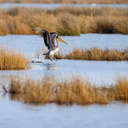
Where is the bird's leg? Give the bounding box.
[49,55,54,62]
[50,57,53,62]
[49,55,56,64]
[53,55,57,61]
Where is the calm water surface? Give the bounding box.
[0,60,128,85]
[0,34,128,57]
[0,34,128,128]
[0,96,128,128]
[0,34,128,85]
[0,3,128,9]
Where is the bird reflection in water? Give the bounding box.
[43,62,58,70]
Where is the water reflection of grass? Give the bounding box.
[0,0,128,4]
[56,48,128,61]
[0,47,29,70]
[6,76,128,105]
[0,7,128,35]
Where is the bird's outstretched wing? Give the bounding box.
[40,29,54,50]
[50,32,57,47]
[35,27,68,49]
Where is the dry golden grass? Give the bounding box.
[55,78,96,105]
[55,48,128,61]
[57,13,81,36]
[0,7,128,35]
[113,77,128,102]
[48,7,128,17]
[90,17,116,33]
[9,76,54,104]
[0,47,29,70]
[0,0,128,4]
[6,76,128,105]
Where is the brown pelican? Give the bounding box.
[35,27,68,60]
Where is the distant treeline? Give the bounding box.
[0,7,128,35]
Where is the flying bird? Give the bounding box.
[35,27,68,60]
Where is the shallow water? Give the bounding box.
[0,95,128,128]
[0,34,128,57]
[0,3,128,9]
[0,34,128,127]
[0,60,128,85]
[0,34,128,85]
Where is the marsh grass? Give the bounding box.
[57,13,81,36]
[0,47,29,70]
[113,77,128,102]
[9,76,54,104]
[0,7,128,35]
[7,76,128,105]
[55,48,128,61]
[90,17,117,33]
[0,19,8,35]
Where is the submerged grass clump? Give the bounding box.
[0,7,128,35]
[55,48,128,61]
[0,47,29,70]
[6,76,128,105]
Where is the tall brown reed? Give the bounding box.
[0,47,29,70]
[6,76,128,105]
[0,7,128,35]
[113,77,128,102]
[57,13,81,36]
[9,76,54,104]
[56,48,128,61]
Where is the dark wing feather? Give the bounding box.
[50,32,57,47]
[41,29,54,50]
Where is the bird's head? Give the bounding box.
[34,27,46,36]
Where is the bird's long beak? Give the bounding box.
[57,37,68,45]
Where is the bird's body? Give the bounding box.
[43,38,60,60]
[41,30,59,60]
[35,27,68,60]
[49,47,59,57]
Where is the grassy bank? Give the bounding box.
[0,47,29,70]
[55,48,128,61]
[0,7,128,35]
[6,76,128,105]
[0,0,128,4]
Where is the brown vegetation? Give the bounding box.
[0,47,29,70]
[0,7,128,35]
[0,0,128,4]
[55,48,128,61]
[7,76,128,105]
